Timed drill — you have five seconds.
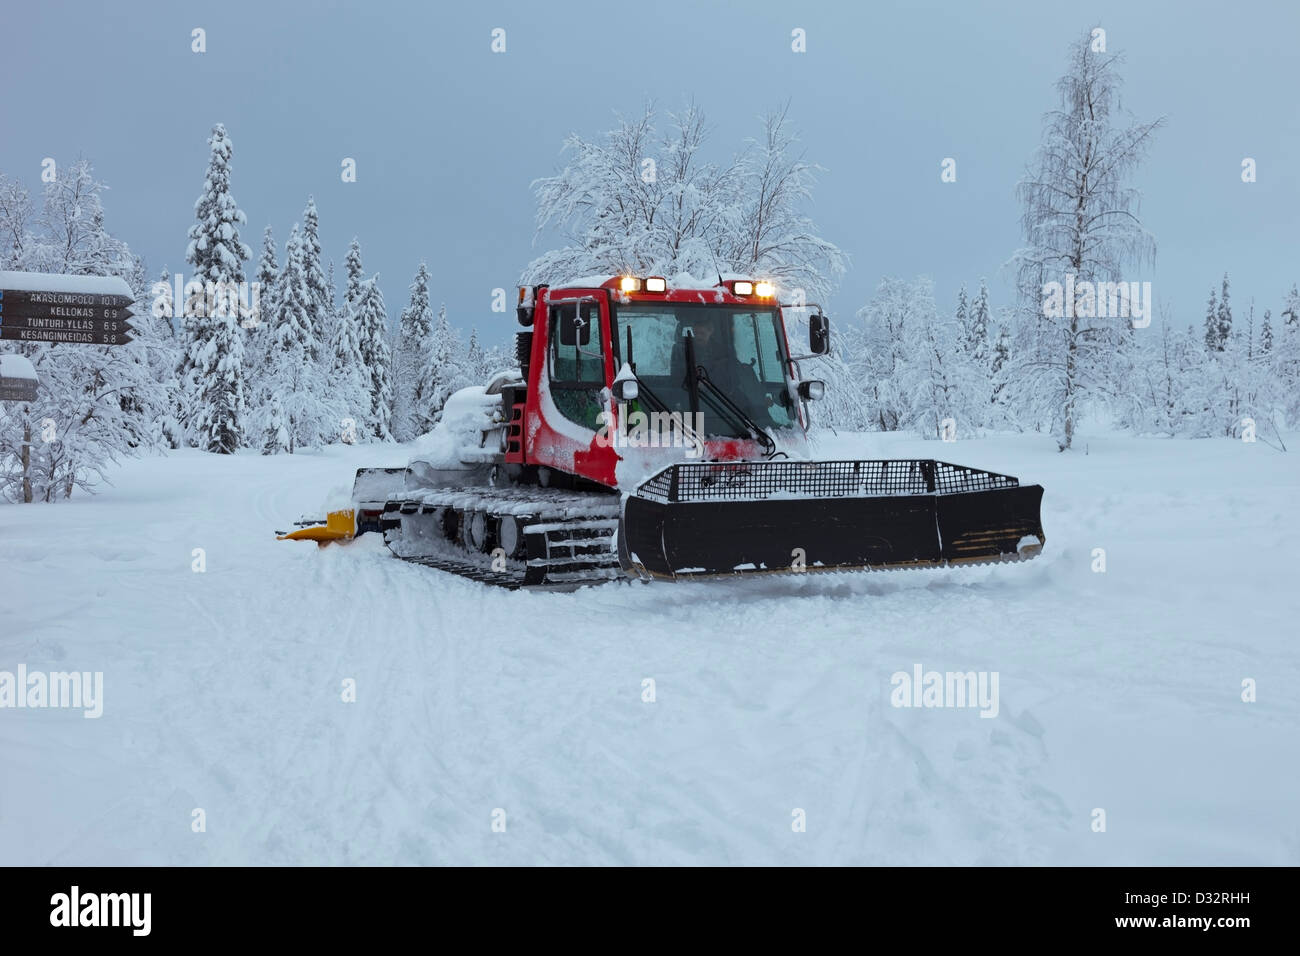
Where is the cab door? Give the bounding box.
[546,294,611,432]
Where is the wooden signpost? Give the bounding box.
[0,271,139,401]
[0,271,135,348]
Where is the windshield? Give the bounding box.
[612,303,796,436]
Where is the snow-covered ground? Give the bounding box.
[2,431,1297,865]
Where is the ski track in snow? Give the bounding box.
[1,433,1297,865]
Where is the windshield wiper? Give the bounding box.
[676,331,775,455]
[692,364,776,455]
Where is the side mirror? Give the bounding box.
[556,306,592,347]
[797,380,825,401]
[612,378,639,402]
[809,312,830,355]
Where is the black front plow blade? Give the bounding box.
[621,459,1045,579]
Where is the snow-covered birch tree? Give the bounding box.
[524,102,844,303]
[1008,31,1164,450]
[0,161,173,500]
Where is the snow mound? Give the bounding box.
[407,386,499,469]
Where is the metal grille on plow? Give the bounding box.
[636,460,1021,503]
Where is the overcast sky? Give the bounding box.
[3,0,1296,344]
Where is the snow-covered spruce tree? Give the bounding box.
[466,327,484,377]
[968,280,992,362]
[0,160,172,501]
[989,320,1014,426]
[300,197,331,356]
[475,335,513,383]
[1281,284,1300,332]
[392,262,434,441]
[1008,31,1164,450]
[947,279,994,429]
[1216,273,1233,349]
[1212,323,1250,437]
[523,102,844,304]
[260,224,331,451]
[416,304,469,430]
[243,225,279,409]
[253,225,279,331]
[327,295,370,443]
[343,237,364,307]
[186,304,247,454]
[1245,299,1256,360]
[179,124,251,452]
[260,392,291,454]
[325,238,379,439]
[354,276,394,440]
[324,237,372,439]
[953,284,970,346]
[1203,286,1221,352]
[1194,273,1265,437]
[324,258,339,349]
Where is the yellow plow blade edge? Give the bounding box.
[277,509,357,545]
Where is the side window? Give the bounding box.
[731,313,762,373]
[750,313,785,385]
[549,302,604,385]
[548,300,605,432]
